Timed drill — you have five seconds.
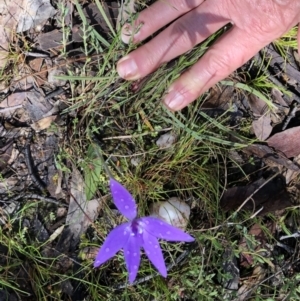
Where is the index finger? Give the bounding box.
[121,0,204,43]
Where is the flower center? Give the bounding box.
[131,219,143,235]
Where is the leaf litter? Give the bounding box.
[0,0,299,300]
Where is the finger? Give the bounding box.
[117,2,230,80]
[163,26,272,111]
[121,0,204,44]
[298,23,300,57]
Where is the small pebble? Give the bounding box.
[156,132,176,148]
[150,197,191,230]
[130,157,141,166]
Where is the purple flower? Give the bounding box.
[94,178,194,283]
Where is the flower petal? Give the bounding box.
[110,178,137,220]
[142,231,167,277]
[140,217,195,242]
[123,232,142,283]
[94,223,130,268]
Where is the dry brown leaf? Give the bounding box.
[66,168,102,241]
[37,2,118,51]
[0,140,14,170]
[0,92,26,108]
[0,0,55,68]
[234,265,266,301]
[239,222,275,268]
[271,88,289,108]
[24,91,53,122]
[284,154,300,184]
[248,94,268,116]
[202,84,234,110]
[220,177,291,215]
[243,144,300,171]
[267,126,300,158]
[31,115,56,131]
[252,114,272,140]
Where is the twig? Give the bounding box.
[233,258,300,301]
[102,127,173,140]
[0,105,22,113]
[45,87,66,100]
[1,193,66,207]
[282,101,299,130]
[229,171,280,216]
[24,52,49,58]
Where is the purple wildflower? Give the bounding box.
[94,178,194,283]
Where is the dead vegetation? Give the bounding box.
[0,0,300,300]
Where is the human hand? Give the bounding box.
[116,0,300,111]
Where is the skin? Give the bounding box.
[116,0,300,111]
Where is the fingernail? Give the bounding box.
[163,89,185,111]
[117,56,139,80]
[121,24,133,44]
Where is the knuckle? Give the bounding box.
[249,18,277,36]
[205,51,233,78]
[171,21,195,50]
[141,46,161,71]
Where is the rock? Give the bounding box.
[150,197,191,230]
[156,132,176,148]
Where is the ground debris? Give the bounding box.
[252,114,272,140]
[267,126,300,158]
[220,176,292,215]
[243,144,300,171]
[66,167,102,247]
[156,132,177,148]
[0,0,56,69]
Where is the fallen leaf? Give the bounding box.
[252,114,272,140]
[234,265,266,301]
[31,115,56,131]
[16,0,56,33]
[33,218,49,242]
[284,154,300,184]
[267,126,300,158]
[0,92,26,108]
[243,144,300,171]
[248,94,268,116]
[239,222,275,268]
[0,139,14,170]
[48,68,67,87]
[0,0,56,68]
[202,84,235,110]
[66,167,102,242]
[24,90,53,121]
[271,88,289,108]
[220,177,291,215]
